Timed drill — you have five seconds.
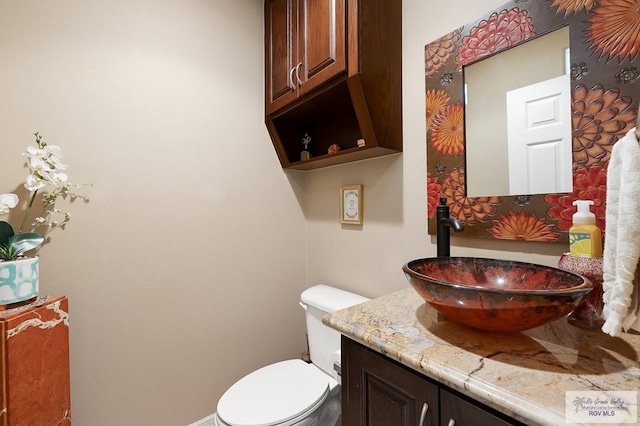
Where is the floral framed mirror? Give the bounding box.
[426,0,638,242]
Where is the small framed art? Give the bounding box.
[340,185,363,225]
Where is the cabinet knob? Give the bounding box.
[447,419,456,426]
[419,402,429,426]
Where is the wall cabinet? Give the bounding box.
[264,0,402,170]
[342,336,523,426]
[265,0,346,114]
[0,296,71,425]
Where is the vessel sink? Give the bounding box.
[402,257,593,332]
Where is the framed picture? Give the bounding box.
[340,185,363,225]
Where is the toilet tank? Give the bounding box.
[299,285,369,378]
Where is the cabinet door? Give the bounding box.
[342,336,438,426]
[440,388,518,426]
[297,0,346,97]
[265,0,299,113]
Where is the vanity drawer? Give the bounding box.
[440,387,516,426]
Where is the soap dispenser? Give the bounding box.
[569,200,602,258]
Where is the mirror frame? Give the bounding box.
[425,0,638,243]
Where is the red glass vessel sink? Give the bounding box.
[403,257,593,332]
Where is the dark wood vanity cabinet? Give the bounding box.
[342,336,523,426]
[342,336,438,425]
[264,0,402,170]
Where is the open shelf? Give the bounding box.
[266,75,401,170]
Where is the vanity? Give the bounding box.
[324,288,640,425]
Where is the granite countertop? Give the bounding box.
[323,288,640,425]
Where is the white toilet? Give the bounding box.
[213,285,369,426]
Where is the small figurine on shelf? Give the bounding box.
[301,132,312,161]
[328,144,341,154]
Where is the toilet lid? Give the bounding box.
[216,359,330,426]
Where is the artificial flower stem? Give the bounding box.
[19,189,38,234]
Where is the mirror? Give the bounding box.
[425,1,638,242]
[465,26,572,197]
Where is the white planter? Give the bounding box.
[0,256,39,304]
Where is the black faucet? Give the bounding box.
[436,197,464,257]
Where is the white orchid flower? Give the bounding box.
[0,193,19,215]
[44,145,64,158]
[24,145,67,170]
[28,156,53,175]
[0,133,90,262]
[24,174,48,192]
[47,154,68,170]
[46,171,69,187]
[23,145,48,159]
[34,169,68,188]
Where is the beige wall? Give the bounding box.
[0,1,308,424]
[0,0,569,425]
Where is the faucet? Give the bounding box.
[436,197,464,257]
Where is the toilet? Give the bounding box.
[213,285,369,426]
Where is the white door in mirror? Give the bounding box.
[507,73,572,195]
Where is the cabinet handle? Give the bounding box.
[295,62,303,86]
[289,66,296,89]
[447,419,456,426]
[419,402,428,426]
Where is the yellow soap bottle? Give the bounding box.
[569,200,602,258]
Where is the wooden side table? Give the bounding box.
[0,296,71,425]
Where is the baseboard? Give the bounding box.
[187,413,215,426]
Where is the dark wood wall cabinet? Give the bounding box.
[342,337,525,426]
[264,0,402,170]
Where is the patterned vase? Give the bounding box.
[558,254,603,330]
[0,256,39,305]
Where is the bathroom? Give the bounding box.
[0,0,637,425]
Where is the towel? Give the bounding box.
[602,127,640,336]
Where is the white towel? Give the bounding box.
[602,127,640,336]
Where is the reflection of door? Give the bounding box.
[506,74,571,195]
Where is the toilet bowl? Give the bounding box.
[213,285,368,426]
[213,359,340,426]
